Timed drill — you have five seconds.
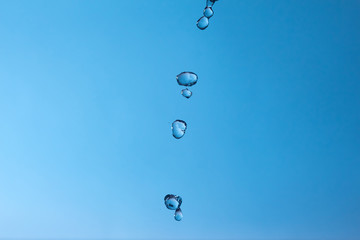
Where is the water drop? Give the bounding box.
[181,88,192,99]
[176,72,198,87]
[197,16,209,30]
[174,208,183,221]
[206,0,218,7]
[172,120,187,139]
[164,194,182,210]
[203,7,214,18]
[165,196,179,210]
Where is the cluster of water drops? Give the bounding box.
[165,0,221,222]
[171,71,198,140]
[177,71,198,99]
[197,0,218,30]
[164,194,183,221]
[168,73,198,220]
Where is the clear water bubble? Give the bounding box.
[164,194,182,210]
[181,88,192,99]
[172,120,187,139]
[203,7,214,18]
[174,208,183,221]
[197,16,209,30]
[176,72,198,87]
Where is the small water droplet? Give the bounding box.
[171,120,187,139]
[164,194,182,210]
[174,208,183,221]
[197,16,209,30]
[206,0,218,7]
[203,7,214,18]
[181,88,192,99]
[176,72,198,87]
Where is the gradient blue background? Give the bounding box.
[0,0,359,239]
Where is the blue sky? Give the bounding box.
[0,0,359,239]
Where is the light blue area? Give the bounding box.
[0,0,359,239]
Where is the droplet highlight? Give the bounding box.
[172,120,187,139]
[181,88,192,99]
[203,7,214,18]
[176,72,198,87]
[174,208,183,221]
[197,16,209,30]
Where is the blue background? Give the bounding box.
[0,0,359,239]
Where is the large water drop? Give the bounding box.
[172,120,187,139]
[203,7,214,18]
[181,88,192,99]
[196,16,209,30]
[174,208,183,221]
[176,72,198,87]
[164,194,182,210]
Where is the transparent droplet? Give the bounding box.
[197,16,209,30]
[203,7,214,18]
[174,208,183,221]
[171,120,187,139]
[206,0,218,7]
[176,72,198,87]
[181,88,192,99]
[164,195,179,210]
[164,194,182,210]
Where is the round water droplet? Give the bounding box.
[203,7,214,18]
[171,120,187,139]
[164,194,182,210]
[174,208,183,221]
[197,16,209,30]
[181,88,192,99]
[176,72,198,87]
[165,196,179,210]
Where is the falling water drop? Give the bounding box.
[197,16,209,30]
[176,72,198,87]
[203,7,214,18]
[164,195,179,210]
[181,88,192,99]
[174,208,183,221]
[164,194,183,210]
[171,120,187,139]
[206,0,218,7]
